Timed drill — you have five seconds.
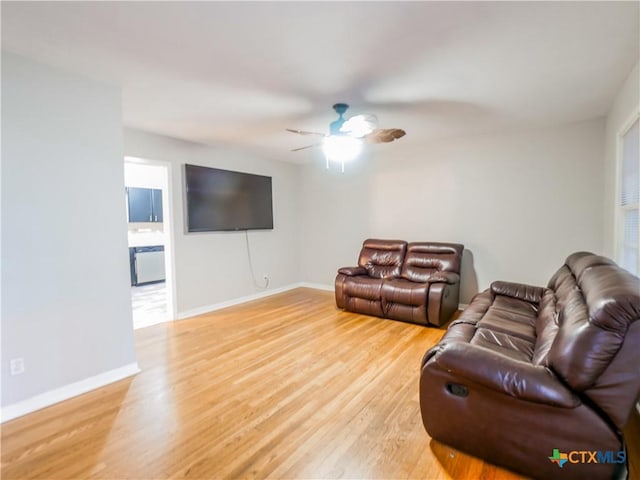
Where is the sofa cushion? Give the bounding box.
[342,276,383,301]
[381,278,429,306]
[490,281,546,304]
[567,251,617,283]
[469,328,535,362]
[475,295,537,342]
[547,252,617,307]
[357,239,407,279]
[401,242,463,282]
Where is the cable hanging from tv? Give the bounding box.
[245,230,269,290]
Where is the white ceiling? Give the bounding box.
[2,1,638,162]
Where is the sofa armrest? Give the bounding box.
[490,280,546,304]
[427,271,460,284]
[338,266,367,276]
[425,342,580,408]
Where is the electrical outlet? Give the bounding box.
[10,358,25,376]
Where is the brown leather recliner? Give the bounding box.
[335,239,464,326]
[420,252,640,480]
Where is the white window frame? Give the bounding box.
[614,110,640,276]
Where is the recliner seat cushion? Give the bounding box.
[442,284,540,361]
[475,295,537,342]
[469,328,534,362]
[381,278,430,324]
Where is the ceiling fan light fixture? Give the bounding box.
[322,135,362,164]
[287,103,405,171]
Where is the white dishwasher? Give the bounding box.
[132,246,165,285]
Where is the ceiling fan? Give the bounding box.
[286,104,405,169]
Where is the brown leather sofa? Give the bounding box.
[420,252,640,480]
[335,239,464,326]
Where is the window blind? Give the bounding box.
[619,118,640,275]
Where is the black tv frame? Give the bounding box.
[184,164,274,233]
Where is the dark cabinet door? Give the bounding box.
[127,187,164,223]
[127,187,154,222]
[152,189,163,222]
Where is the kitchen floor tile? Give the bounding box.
[131,282,168,329]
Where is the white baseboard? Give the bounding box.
[299,282,334,292]
[178,282,333,320]
[1,362,140,423]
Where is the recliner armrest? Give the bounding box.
[338,266,367,276]
[427,271,460,284]
[424,342,580,408]
[490,280,546,304]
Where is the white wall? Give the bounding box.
[1,53,137,407]
[123,129,300,315]
[299,119,605,303]
[125,162,167,189]
[297,152,376,290]
[603,62,639,258]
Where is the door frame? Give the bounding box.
[125,156,178,324]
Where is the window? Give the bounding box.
[617,116,640,276]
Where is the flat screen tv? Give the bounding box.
[184,164,273,232]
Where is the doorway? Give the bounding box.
[124,157,176,329]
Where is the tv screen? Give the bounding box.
[184,164,273,232]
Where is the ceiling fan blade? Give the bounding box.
[291,143,322,152]
[286,128,326,137]
[364,128,406,144]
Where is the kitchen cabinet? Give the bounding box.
[152,189,163,222]
[127,187,163,223]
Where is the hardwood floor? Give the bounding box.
[1,288,638,479]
